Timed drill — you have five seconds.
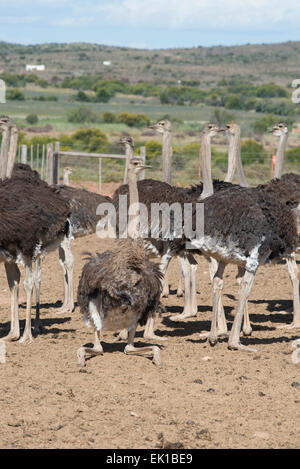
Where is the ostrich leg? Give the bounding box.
[57,235,74,314]
[177,268,184,297]
[2,262,20,341]
[173,255,198,320]
[33,257,42,335]
[19,261,34,344]
[228,269,257,352]
[124,326,162,366]
[206,261,226,345]
[162,272,169,297]
[77,330,103,367]
[276,254,300,329]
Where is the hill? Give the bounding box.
[0,40,300,86]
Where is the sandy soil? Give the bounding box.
[0,234,300,449]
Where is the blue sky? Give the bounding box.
[0,0,299,49]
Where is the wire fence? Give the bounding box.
[15,141,299,193]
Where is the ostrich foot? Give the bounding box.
[124,344,162,366]
[276,321,300,330]
[242,325,253,336]
[77,344,104,367]
[199,330,228,340]
[1,330,20,342]
[18,331,33,344]
[172,311,198,320]
[143,332,167,341]
[56,304,74,315]
[228,342,257,352]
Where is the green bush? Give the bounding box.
[241,139,268,165]
[71,128,108,153]
[117,112,151,128]
[67,105,98,124]
[102,112,116,123]
[286,146,300,163]
[145,140,162,161]
[75,91,90,102]
[7,88,25,101]
[26,114,39,125]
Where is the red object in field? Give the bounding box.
[272,154,276,165]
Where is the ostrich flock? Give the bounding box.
[0,114,299,368]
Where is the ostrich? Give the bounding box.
[63,166,73,186]
[180,176,298,350]
[76,156,163,367]
[272,122,289,179]
[1,164,71,343]
[197,121,300,342]
[149,119,174,298]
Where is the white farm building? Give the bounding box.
[25,64,46,72]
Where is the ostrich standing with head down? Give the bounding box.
[77,151,163,367]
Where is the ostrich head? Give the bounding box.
[119,136,134,150]
[222,122,240,137]
[0,115,12,131]
[149,119,172,134]
[272,122,288,137]
[128,157,151,175]
[202,123,220,138]
[64,167,73,176]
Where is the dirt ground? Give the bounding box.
[0,234,300,449]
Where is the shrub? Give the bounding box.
[75,91,90,102]
[117,112,151,128]
[102,112,116,123]
[286,146,300,163]
[241,139,267,165]
[26,114,39,125]
[67,105,98,124]
[145,140,162,160]
[7,88,25,101]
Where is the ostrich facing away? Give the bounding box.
[77,156,163,367]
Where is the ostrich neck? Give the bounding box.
[274,133,288,179]
[0,126,10,180]
[227,130,249,187]
[63,173,69,185]
[128,170,139,239]
[6,125,18,178]
[200,134,213,199]
[162,131,172,185]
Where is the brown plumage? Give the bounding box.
[55,185,112,238]
[77,239,163,331]
[1,163,71,343]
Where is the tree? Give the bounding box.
[7,88,25,101]
[26,114,39,125]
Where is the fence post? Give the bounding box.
[36,144,39,171]
[139,146,146,181]
[30,144,33,168]
[46,143,53,184]
[98,157,102,194]
[53,141,60,185]
[21,144,27,164]
[41,144,45,179]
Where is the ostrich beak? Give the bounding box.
[218,127,226,132]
